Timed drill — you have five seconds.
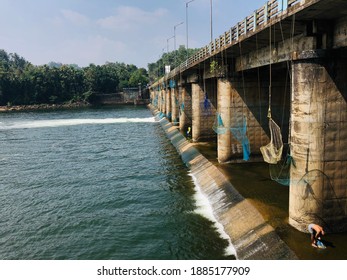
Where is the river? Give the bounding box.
[0,106,234,260]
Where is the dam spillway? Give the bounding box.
[149,0,347,235]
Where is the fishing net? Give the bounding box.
[200,93,213,116]
[212,113,227,134]
[158,112,165,119]
[169,79,176,88]
[175,96,179,106]
[269,144,296,186]
[292,169,346,228]
[179,102,184,116]
[230,117,250,161]
[260,118,283,164]
[152,96,158,106]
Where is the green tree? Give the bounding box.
[0,49,150,106]
[129,68,149,87]
[148,46,199,83]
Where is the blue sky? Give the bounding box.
[0,0,265,68]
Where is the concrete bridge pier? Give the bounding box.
[191,79,216,142]
[217,78,232,163]
[171,84,179,125]
[179,84,192,135]
[155,88,160,110]
[219,71,273,162]
[191,82,204,142]
[153,88,158,109]
[160,87,165,114]
[289,57,347,233]
[178,85,186,133]
[149,88,154,106]
[166,85,171,121]
[156,88,160,111]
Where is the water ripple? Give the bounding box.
[0,107,231,260]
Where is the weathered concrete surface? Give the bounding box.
[217,78,232,163]
[191,82,216,142]
[166,87,171,121]
[171,86,179,124]
[149,104,297,260]
[289,59,347,233]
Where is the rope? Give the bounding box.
[268,24,272,119]
[256,34,263,139]
[238,41,247,114]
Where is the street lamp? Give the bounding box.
[186,0,195,59]
[160,48,165,77]
[210,0,213,44]
[174,21,184,66]
[166,37,174,73]
[167,35,174,53]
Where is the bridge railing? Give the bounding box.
[158,0,302,84]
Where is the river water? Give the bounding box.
[0,106,234,260]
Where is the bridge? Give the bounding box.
[149,0,347,233]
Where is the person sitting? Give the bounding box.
[308,223,325,248]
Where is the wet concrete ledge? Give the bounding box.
[149,105,298,260]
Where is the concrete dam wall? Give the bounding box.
[149,104,297,260]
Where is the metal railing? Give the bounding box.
[152,0,302,87]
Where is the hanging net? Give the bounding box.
[260,118,283,164]
[230,117,251,161]
[152,96,158,106]
[158,112,165,119]
[200,92,213,116]
[268,144,296,186]
[169,79,176,88]
[175,96,179,106]
[212,113,227,134]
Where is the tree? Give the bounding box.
[0,49,151,106]
[147,45,199,83]
[129,68,149,87]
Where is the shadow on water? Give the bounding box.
[193,141,347,260]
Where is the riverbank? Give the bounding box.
[0,101,90,112]
[149,104,297,260]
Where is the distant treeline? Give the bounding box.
[0,49,149,106]
[0,46,199,106]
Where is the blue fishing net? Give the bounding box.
[169,79,176,88]
[230,117,250,161]
[212,113,227,134]
[269,145,296,186]
[200,93,213,116]
[179,103,184,116]
[152,96,158,106]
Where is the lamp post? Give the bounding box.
[174,21,184,67]
[210,0,213,44]
[160,48,165,77]
[166,37,174,74]
[167,35,174,53]
[186,0,195,59]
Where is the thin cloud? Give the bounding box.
[60,9,90,26]
[97,6,168,31]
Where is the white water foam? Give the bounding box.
[0,117,156,130]
[189,172,237,258]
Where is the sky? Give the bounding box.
[0,0,266,69]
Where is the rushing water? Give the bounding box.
[0,106,234,260]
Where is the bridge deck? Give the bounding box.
[152,0,347,86]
